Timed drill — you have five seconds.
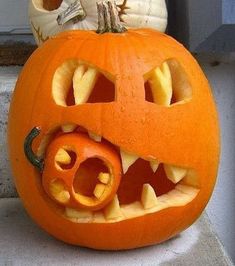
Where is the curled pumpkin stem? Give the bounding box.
[24,127,44,172]
[96,1,127,34]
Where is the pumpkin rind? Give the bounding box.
[8,29,220,250]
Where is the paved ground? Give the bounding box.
[0,198,233,266]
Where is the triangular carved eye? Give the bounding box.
[53,60,115,107]
[145,59,192,106]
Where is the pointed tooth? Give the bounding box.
[49,180,70,203]
[164,165,187,184]
[120,150,139,174]
[50,180,64,194]
[65,208,93,219]
[88,131,102,142]
[73,66,99,105]
[150,160,160,173]
[62,124,76,133]
[98,172,111,184]
[57,191,70,203]
[141,184,158,209]
[148,62,173,106]
[93,184,106,199]
[55,148,71,165]
[104,195,123,220]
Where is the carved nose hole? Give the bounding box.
[73,158,110,199]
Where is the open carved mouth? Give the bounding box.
[37,124,200,224]
[23,57,202,224]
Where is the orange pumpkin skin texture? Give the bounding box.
[8,28,220,250]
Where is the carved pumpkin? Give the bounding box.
[29,0,168,45]
[9,2,219,250]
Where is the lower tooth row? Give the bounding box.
[66,208,93,220]
[64,184,199,223]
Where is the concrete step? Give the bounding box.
[0,198,233,266]
[0,67,21,197]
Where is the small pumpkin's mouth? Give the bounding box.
[38,124,200,223]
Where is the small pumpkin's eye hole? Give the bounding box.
[144,59,192,106]
[55,147,77,170]
[43,0,63,11]
[53,60,115,107]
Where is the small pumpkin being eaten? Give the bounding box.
[29,0,168,45]
[8,1,219,250]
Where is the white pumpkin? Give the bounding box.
[29,0,168,45]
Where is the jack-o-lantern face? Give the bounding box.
[8,26,219,249]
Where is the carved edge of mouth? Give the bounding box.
[65,184,199,224]
[38,124,200,224]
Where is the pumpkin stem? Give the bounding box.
[96,1,127,34]
[24,127,44,173]
[57,0,86,26]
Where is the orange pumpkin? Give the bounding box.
[8,1,219,250]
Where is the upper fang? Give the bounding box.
[88,131,102,142]
[150,160,160,173]
[120,150,139,174]
[62,124,76,133]
[164,164,187,184]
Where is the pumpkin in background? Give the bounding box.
[29,0,168,45]
[9,1,219,250]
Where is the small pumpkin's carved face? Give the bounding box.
[29,0,168,45]
[8,29,219,250]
